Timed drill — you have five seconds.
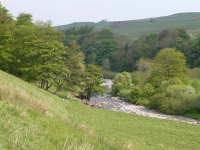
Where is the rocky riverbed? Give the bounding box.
[83,79,200,125]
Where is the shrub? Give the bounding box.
[129,86,143,103]
[197,95,200,111]
[142,83,155,98]
[113,73,127,86]
[149,93,166,109]
[112,72,132,96]
[111,82,123,96]
[160,78,183,92]
[121,71,132,87]
[136,98,149,106]
[120,89,131,98]
[159,85,197,115]
[168,77,183,85]
[132,76,141,86]
[191,79,200,94]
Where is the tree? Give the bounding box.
[81,64,105,100]
[111,72,132,96]
[11,17,70,93]
[29,20,70,92]
[148,48,189,87]
[63,41,85,92]
[0,3,13,72]
[8,13,36,77]
[102,58,110,78]
[188,34,200,68]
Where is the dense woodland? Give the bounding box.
[62,25,200,71]
[1,3,200,115]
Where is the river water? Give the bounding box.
[89,79,199,125]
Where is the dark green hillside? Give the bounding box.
[56,12,200,40]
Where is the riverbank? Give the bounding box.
[84,79,200,125]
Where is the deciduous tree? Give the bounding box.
[81,64,105,100]
[148,48,189,87]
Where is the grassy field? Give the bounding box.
[55,12,200,40]
[1,70,200,150]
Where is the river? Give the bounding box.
[88,79,199,125]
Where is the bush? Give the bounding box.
[191,79,200,94]
[121,71,132,87]
[111,82,123,96]
[120,89,131,97]
[168,77,183,85]
[160,78,183,92]
[136,98,149,106]
[197,95,200,111]
[112,72,132,96]
[142,83,154,97]
[113,73,126,85]
[149,93,166,109]
[159,85,197,115]
[132,76,141,86]
[129,86,143,103]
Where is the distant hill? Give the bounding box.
[55,12,200,40]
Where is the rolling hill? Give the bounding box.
[55,12,200,40]
[1,70,200,149]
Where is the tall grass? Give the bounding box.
[0,70,119,149]
[1,70,200,149]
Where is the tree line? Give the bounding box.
[112,48,200,115]
[61,25,200,72]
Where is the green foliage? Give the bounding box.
[112,73,126,96]
[149,93,166,109]
[159,85,196,115]
[188,34,200,68]
[121,71,132,86]
[0,3,13,72]
[136,98,149,106]
[111,82,124,96]
[148,48,189,87]
[102,58,110,78]
[135,58,152,73]
[197,95,200,111]
[112,72,132,96]
[129,86,143,103]
[63,41,85,92]
[0,11,75,94]
[142,83,155,98]
[113,73,127,87]
[191,79,200,94]
[81,64,105,100]
[149,78,197,114]
[160,78,184,92]
[132,76,141,85]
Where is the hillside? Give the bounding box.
[1,70,200,149]
[55,12,200,40]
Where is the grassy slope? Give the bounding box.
[1,70,200,150]
[56,12,200,40]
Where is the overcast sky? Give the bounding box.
[1,0,200,26]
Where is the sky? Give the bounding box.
[1,0,200,26]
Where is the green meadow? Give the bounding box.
[1,70,200,149]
